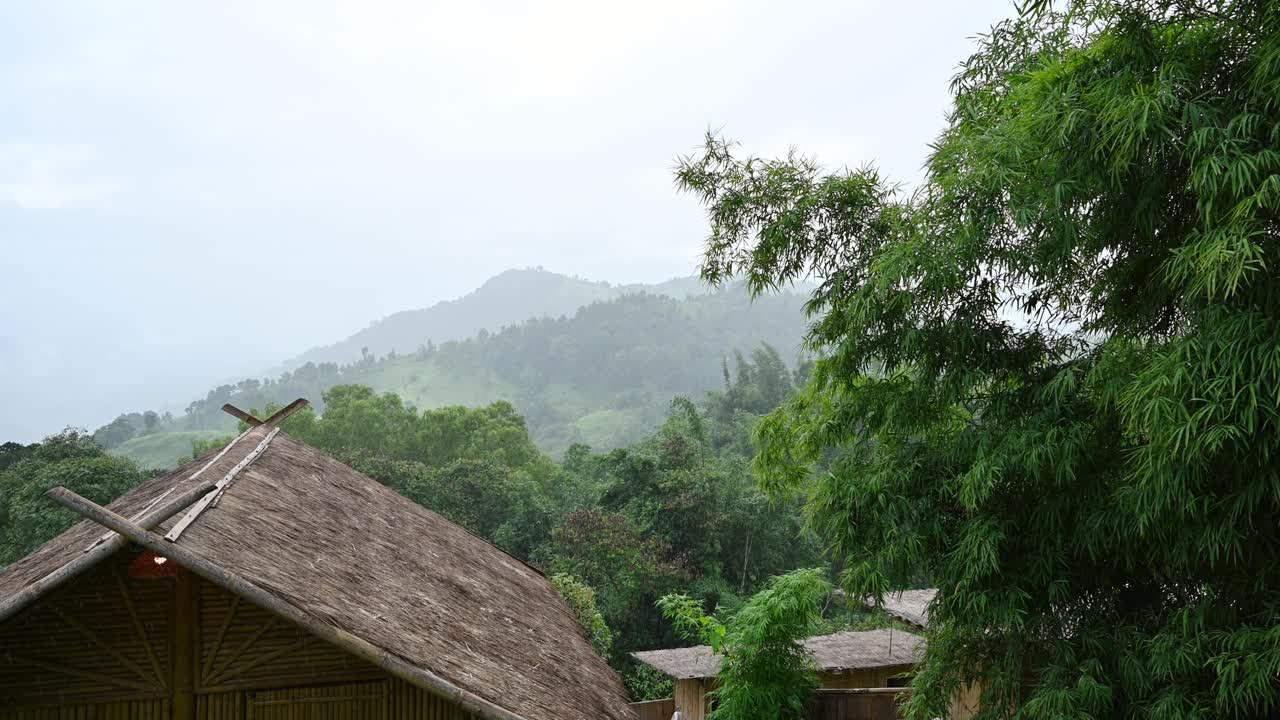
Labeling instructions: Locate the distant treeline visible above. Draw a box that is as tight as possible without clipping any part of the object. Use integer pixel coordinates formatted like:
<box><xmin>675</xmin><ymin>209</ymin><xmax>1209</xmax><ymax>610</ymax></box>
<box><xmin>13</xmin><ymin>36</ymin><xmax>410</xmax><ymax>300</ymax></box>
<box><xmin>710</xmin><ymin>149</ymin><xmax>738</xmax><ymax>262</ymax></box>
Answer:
<box><xmin>96</xmin><ymin>288</ymin><xmax>810</xmax><ymax>460</ymax></box>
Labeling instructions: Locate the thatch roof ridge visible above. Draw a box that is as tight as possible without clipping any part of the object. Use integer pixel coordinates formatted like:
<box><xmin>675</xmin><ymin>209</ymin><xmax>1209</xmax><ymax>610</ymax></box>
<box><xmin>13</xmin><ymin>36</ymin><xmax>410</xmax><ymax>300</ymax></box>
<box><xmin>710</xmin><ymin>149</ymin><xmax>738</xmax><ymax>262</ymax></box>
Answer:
<box><xmin>0</xmin><ymin>426</ymin><xmax>632</xmax><ymax>720</ymax></box>
<box><xmin>632</xmin><ymin>628</ymin><xmax>925</xmax><ymax>680</ymax></box>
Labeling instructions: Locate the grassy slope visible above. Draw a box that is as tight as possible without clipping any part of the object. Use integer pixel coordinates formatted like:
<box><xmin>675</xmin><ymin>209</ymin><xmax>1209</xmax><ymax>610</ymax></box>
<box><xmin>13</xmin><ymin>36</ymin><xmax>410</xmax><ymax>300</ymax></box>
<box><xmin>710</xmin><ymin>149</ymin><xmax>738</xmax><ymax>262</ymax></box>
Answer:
<box><xmin>115</xmin><ymin>285</ymin><xmax>809</xmax><ymax>469</ymax></box>
<box><xmin>341</xmin><ymin>360</ymin><xmax>664</xmax><ymax>452</ymax></box>
<box><xmin>110</xmin><ymin>430</ymin><xmax>229</xmax><ymax>470</ymax></box>
<box><xmin>362</xmin><ymin>359</ymin><xmax>518</xmax><ymax>410</ymax></box>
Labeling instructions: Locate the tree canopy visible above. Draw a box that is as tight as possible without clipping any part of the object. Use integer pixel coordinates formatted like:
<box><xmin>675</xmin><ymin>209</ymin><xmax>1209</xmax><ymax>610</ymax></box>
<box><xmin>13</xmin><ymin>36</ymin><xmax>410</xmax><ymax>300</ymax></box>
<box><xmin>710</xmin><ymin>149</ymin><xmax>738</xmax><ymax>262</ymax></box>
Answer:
<box><xmin>182</xmin><ymin>351</ymin><xmax>822</xmax><ymax>689</ymax></box>
<box><xmin>678</xmin><ymin>0</ymin><xmax>1280</xmax><ymax>717</ymax></box>
<box><xmin>0</xmin><ymin>430</ymin><xmax>150</xmax><ymax>565</ymax></box>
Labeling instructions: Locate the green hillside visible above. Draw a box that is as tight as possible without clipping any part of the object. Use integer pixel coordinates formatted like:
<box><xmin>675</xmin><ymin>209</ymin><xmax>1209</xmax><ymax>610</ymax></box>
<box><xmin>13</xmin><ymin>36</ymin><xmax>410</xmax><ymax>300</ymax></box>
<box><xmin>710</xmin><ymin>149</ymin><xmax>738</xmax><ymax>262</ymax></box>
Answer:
<box><xmin>284</xmin><ymin>268</ymin><xmax>708</xmax><ymax>368</ymax></box>
<box><xmin>112</xmin><ymin>286</ymin><xmax>809</xmax><ymax>468</ymax></box>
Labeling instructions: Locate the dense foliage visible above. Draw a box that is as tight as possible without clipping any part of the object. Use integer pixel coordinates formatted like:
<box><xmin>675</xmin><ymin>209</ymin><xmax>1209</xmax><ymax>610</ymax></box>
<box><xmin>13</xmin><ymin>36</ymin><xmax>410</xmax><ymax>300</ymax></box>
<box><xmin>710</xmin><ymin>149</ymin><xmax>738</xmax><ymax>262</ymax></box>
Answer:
<box><xmin>659</xmin><ymin>568</ymin><xmax>831</xmax><ymax>720</ymax></box>
<box><xmin>678</xmin><ymin>0</ymin><xmax>1280</xmax><ymax>717</ymax></box>
<box><xmin>547</xmin><ymin>360</ymin><xmax>822</xmax><ymax>668</ymax></box>
<box><xmin>551</xmin><ymin>572</ymin><xmax>615</xmax><ymax>657</ymax></box>
<box><xmin>91</xmin><ymin>410</ymin><xmax>167</xmax><ymax>449</ymax></box>
<box><xmin>0</xmin><ymin>431</ymin><xmax>150</xmax><ymax>565</ymax></box>
<box><xmin>171</xmin><ymin>343</ymin><xmax>819</xmax><ymax>689</ymax></box>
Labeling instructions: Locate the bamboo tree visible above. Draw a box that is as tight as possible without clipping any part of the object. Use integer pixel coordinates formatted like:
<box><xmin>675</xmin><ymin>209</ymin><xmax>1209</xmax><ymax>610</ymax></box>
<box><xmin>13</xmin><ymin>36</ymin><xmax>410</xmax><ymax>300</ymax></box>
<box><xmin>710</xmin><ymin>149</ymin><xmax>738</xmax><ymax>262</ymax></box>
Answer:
<box><xmin>677</xmin><ymin>0</ymin><xmax>1280</xmax><ymax>717</ymax></box>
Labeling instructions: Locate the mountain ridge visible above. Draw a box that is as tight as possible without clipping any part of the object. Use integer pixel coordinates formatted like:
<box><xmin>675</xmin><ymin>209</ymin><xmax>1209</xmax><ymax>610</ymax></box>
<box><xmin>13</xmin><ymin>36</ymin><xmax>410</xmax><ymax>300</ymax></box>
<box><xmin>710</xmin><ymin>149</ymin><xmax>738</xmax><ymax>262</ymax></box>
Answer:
<box><xmin>102</xmin><ymin>269</ymin><xmax>812</xmax><ymax>469</ymax></box>
<box><xmin>283</xmin><ymin>268</ymin><xmax>711</xmax><ymax>369</ymax></box>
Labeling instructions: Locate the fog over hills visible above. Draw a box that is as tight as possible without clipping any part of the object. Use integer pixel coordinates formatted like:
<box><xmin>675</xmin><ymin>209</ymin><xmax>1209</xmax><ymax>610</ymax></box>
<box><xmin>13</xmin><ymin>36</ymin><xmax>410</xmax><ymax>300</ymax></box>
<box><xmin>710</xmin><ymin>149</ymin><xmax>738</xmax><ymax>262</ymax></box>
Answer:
<box><xmin>90</xmin><ymin>268</ymin><xmax>811</xmax><ymax>469</ymax></box>
<box><xmin>285</xmin><ymin>268</ymin><xmax>709</xmax><ymax>368</ymax></box>
<box><xmin>2</xmin><ymin>1</ymin><xmax>1011</xmax><ymax>445</ymax></box>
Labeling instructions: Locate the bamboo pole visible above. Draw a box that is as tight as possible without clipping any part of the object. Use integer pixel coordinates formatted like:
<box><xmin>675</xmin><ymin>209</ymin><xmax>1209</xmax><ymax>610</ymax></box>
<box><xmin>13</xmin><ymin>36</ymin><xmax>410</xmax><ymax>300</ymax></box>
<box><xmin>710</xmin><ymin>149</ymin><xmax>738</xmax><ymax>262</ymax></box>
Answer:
<box><xmin>0</xmin><ymin>481</ymin><xmax>217</xmax><ymax>625</ymax></box>
<box><xmin>174</xmin><ymin>570</ymin><xmax>197</xmax><ymax>720</ymax></box>
<box><xmin>44</xmin><ymin>486</ymin><xmax>530</xmax><ymax>720</ymax></box>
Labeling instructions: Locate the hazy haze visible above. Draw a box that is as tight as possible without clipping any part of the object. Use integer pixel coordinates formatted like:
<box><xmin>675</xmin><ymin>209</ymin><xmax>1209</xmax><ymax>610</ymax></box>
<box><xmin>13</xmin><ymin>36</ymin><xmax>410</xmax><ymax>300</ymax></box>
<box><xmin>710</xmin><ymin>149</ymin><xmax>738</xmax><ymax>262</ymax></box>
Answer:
<box><xmin>1</xmin><ymin>0</ymin><xmax>1015</xmax><ymax>441</ymax></box>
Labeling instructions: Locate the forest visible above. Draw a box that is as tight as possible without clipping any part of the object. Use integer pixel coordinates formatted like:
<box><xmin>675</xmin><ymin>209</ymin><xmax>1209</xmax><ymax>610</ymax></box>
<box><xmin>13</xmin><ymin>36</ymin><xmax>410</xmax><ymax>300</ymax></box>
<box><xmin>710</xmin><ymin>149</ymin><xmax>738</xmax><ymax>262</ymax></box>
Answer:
<box><xmin>0</xmin><ymin>342</ymin><xmax>877</xmax><ymax>698</ymax></box>
<box><xmin>93</xmin><ymin>281</ymin><xmax>809</xmax><ymax>469</ymax></box>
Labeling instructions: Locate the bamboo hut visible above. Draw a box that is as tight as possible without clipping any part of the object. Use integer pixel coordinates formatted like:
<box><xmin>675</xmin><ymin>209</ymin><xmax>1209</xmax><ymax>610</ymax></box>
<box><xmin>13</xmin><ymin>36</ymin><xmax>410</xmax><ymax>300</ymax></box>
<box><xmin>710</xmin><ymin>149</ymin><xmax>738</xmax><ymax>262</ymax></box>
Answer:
<box><xmin>632</xmin><ymin>629</ymin><xmax>924</xmax><ymax>720</ymax></box>
<box><xmin>861</xmin><ymin>589</ymin><xmax>936</xmax><ymax>631</ymax></box>
<box><xmin>857</xmin><ymin>589</ymin><xmax>993</xmax><ymax>720</ymax></box>
<box><xmin>0</xmin><ymin>413</ymin><xmax>632</xmax><ymax>720</ymax></box>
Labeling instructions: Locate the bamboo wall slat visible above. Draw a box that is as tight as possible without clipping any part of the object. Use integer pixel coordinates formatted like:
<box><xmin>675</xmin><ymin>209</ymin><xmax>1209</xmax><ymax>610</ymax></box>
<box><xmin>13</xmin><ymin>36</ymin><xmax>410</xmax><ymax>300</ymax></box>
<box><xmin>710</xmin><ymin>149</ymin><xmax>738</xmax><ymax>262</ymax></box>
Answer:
<box><xmin>0</xmin><ymin>699</ymin><xmax>170</xmax><ymax>720</ymax></box>
<box><xmin>247</xmin><ymin>682</ymin><xmax>385</xmax><ymax>720</ymax></box>
<box><xmin>672</xmin><ymin>678</ymin><xmax>706</xmax><ymax>720</ymax></box>
<box><xmin>386</xmin><ymin>679</ymin><xmax>471</xmax><ymax>720</ymax></box>
<box><xmin>629</xmin><ymin>697</ymin><xmax>675</xmax><ymax>720</ymax></box>
<box><xmin>197</xmin><ymin>581</ymin><xmax>381</xmax><ymax>692</ymax></box>
<box><xmin>196</xmin><ymin>692</ymin><xmax>242</xmax><ymax>720</ymax></box>
<box><xmin>0</xmin><ymin>555</ymin><xmax>171</xmax><ymax>706</ymax></box>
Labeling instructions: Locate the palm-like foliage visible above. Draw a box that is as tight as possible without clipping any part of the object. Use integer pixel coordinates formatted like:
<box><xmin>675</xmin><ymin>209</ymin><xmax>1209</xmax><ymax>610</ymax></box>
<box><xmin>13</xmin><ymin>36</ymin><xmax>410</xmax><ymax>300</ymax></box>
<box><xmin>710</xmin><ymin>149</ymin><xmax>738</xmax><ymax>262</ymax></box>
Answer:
<box><xmin>660</xmin><ymin>568</ymin><xmax>831</xmax><ymax>720</ymax></box>
<box><xmin>677</xmin><ymin>1</ymin><xmax>1280</xmax><ymax>717</ymax></box>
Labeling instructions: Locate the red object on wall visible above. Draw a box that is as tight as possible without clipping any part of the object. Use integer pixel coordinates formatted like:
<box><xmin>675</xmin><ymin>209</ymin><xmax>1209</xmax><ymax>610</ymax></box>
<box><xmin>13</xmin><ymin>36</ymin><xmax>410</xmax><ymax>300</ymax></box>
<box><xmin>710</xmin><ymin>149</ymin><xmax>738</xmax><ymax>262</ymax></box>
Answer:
<box><xmin>128</xmin><ymin>550</ymin><xmax>182</xmax><ymax>579</ymax></box>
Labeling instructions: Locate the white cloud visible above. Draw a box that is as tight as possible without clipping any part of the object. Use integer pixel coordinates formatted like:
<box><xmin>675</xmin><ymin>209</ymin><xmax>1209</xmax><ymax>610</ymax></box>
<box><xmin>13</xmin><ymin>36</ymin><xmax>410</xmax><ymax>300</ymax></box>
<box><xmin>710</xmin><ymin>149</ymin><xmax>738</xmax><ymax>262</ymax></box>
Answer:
<box><xmin>0</xmin><ymin>0</ymin><xmax>1021</xmax><ymax>440</ymax></box>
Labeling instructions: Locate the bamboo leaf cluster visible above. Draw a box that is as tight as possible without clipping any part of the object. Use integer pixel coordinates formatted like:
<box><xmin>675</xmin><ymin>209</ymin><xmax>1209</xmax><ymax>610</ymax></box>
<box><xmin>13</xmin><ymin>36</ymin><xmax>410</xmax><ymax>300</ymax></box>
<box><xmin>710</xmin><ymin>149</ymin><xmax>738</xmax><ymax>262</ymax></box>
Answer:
<box><xmin>659</xmin><ymin>568</ymin><xmax>832</xmax><ymax>720</ymax></box>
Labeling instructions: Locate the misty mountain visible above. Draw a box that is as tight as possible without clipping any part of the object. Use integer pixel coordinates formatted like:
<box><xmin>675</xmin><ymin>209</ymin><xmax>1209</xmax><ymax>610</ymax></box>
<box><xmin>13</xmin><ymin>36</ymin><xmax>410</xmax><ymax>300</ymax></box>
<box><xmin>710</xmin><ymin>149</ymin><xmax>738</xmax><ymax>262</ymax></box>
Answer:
<box><xmin>106</xmin><ymin>277</ymin><xmax>810</xmax><ymax>468</ymax></box>
<box><xmin>284</xmin><ymin>268</ymin><xmax>709</xmax><ymax>368</ymax></box>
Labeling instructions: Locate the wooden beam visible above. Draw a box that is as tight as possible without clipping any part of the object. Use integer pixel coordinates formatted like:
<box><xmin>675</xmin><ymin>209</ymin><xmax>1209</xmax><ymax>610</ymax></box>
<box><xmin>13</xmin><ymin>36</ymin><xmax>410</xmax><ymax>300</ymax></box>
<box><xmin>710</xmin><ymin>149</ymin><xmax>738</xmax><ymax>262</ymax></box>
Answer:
<box><xmin>44</xmin><ymin>486</ymin><xmax>531</xmax><ymax>720</ymax></box>
<box><xmin>115</xmin><ymin>569</ymin><xmax>166</xmax><ymax>688</ymax></box>
<box><xmin>9</xmin><ymin>653</ymin><xmax>158</xmax><ymax>693</ymax></box>
<box><xmin>200</xmin><ymin>594</ymin><xmax>240</xmax><ymax>682</ymax></box>
<box><xmin>221</xmin><ymin>404</ymin><xmax>261</xmax><ymax>426</ymax></box>
<box><xmin>261</xmin><ymin>398</ymin><xmax>309</xmax><ymax>426</ymax></box>
<box><xmin>0</xmin><ymin>481</ymin><xmax>216</xmax><ymax>625</ymax></box>
<box><xmin>173</xmin><ymin>570</ymin><xmax>197</xmax><ymax>720</ymax></box>
<box><xmin>85</xmin><ymin>487</ymin><xmax>174</xmax><ymax>551</ymax></box>
<box><xmin>221</xmin><ymin>398</ymin><xmax>309</xmax><ymax>428</ymax></box>
<box><xmin>51</xmin><ymin>604</ymin><xmax>158</xmax><ymax>689</ymax></box>
<box><xmin>207</xmin><ymin>614</ymin><xmax>281</xmax><ymax>684</ymax></box>
<box><xmin>210</xmin><ymin>634</ymin><xmax>315</xmax><ymax>687</ymax></box>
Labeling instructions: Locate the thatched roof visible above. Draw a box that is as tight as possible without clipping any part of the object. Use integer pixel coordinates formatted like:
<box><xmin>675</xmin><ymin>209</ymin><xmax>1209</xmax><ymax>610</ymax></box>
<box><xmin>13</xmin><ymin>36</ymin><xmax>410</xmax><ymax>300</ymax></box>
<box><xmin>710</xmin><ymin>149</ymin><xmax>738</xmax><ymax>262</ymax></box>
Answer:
<box><xmin>631</xmin><ymin>629</ymin><xmax>925</xmax><ymax>680</ymax></box>
<box><xmin>865</xmin><ymin>589</ymin><xmax>936</xmax><ymax>629</ymax></box>
<box><xmin>0</xmin><ymin>425</ymin><xmax>632</xmax><ymax>720</ymax></box>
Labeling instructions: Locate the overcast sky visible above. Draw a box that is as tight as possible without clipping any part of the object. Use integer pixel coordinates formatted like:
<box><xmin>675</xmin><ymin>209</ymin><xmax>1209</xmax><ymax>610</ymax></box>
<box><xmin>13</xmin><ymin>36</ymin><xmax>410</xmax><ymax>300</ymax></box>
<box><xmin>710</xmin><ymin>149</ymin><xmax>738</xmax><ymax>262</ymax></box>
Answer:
<box><xmin>1</xmin><ymin>0</ymin><xmax>1015</xmax><ymax>442</ymax></box>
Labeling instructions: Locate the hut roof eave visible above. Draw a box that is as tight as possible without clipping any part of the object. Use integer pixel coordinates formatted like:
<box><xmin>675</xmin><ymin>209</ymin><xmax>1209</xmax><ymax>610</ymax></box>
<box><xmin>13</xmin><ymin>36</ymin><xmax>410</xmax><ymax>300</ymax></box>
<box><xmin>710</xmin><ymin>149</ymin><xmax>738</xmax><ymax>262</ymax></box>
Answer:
<box><xmin>632</xmin><ymin>628</ymin><xmax>926</xmax><ymax>681</ymax></box>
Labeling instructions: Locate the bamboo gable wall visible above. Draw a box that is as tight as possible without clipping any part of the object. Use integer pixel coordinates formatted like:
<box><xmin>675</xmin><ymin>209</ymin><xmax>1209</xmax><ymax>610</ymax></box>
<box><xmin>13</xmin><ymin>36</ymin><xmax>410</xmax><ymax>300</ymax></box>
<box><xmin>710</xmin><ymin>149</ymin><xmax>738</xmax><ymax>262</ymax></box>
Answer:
<box><xmin>0</xmin><ymin>553</ymin><xmax>471</xmax><ymax>720</ymax></box>
<box><xmin>817</xmin><ymin>666</ymin><xmax>912</xmax><ymax>689</ymax></box>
